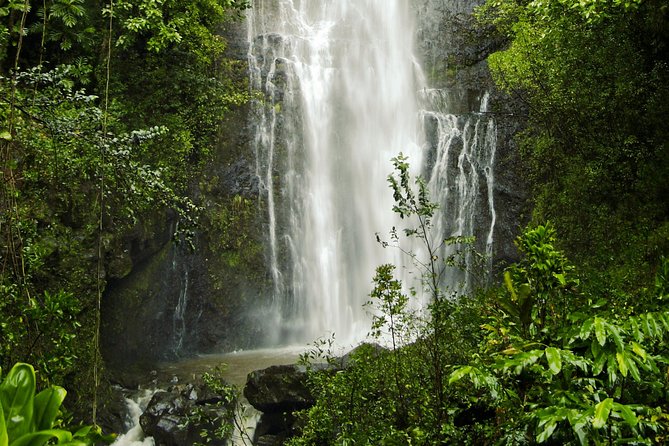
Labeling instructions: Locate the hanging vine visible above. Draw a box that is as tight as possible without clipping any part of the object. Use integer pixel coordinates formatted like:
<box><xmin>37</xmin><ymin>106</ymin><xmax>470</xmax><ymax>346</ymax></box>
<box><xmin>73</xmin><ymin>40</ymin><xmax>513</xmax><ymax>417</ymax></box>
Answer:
<box><xmin>91</xmin><ymin>0</ymin><xmax>114</xmax><ymax>425</ymax></box>
<box><xmin>1</xmin><ymin>0</ymin><xmax>31</xmax><ymax>300</ymax></box>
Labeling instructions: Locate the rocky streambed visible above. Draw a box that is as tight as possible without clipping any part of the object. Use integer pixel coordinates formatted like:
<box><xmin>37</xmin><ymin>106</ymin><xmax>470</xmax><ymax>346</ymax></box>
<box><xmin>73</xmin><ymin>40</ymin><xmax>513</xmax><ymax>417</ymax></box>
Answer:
<box><xmin>105</xmin><ymin>346</ymin><xmax>358</xmax><ymax>446</ymax></box>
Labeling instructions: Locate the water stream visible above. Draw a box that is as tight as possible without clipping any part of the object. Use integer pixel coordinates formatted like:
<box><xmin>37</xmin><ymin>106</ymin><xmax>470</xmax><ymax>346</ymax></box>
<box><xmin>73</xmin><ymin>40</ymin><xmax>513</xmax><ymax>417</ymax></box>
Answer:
<box><xmin>112</xmin><ymin>389</ymin><xmax>157</xmax><ymax>446</ymax></box>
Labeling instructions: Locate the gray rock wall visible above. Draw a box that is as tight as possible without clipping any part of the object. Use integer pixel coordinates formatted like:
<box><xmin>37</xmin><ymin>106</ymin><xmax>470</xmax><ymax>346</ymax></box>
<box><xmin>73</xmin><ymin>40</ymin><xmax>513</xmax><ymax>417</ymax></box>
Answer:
<box><xmin>101</xmin><ymin>19</ymin><xmax>272</xmax><ymax>367</ymax></box>
<box><xmin>415</xmin><ymin>0</ymin><xmax>528</xmax><ymax>272</ymax></box>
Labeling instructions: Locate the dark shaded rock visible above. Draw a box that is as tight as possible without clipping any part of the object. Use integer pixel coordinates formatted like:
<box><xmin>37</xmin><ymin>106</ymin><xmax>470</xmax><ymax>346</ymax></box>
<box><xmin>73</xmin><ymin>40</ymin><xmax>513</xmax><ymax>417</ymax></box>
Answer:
<box><xmin>255</xmin><ymin>434</ymin><xmax>285</xmax><ymax>446</ymax></box>
<box><xmin>139</xmin><ymin>383</ymin><xmax>235</xmax><ymax>446</ymax></box>
<box><xmin>105</xmin><ymin>212</ymin><xmax>175</xmax><ymax>280</ymax></box>
<box><xmin>244</xmin><ymin>365</ymin><xmax>313</xmax><ymax>413</ymax></box>
<box><xmin>220</xmin><ymin>158</ymin><xmax>261</xmax><ymax>198</ymax></box>
<box><xmin>251</xmin><ymin>411</ymin><xmax>298</xmax><ymax>445</ymax></box>
<box><xmin>101</xmin><ymin>16</ymin><xmax>272</xmax><ymax>369</ymax></box>
<box><xmin>454</xmin><ymin>403</ymin><xmax>497</xmax><ymax>427</ymax></box>
<box><xmin>140</xmin><ymin>389</ymin><xmax>190</xmax><ymax>446</ymax></box>
<box><xmin>101</xmin><ymin>242</ymin><xmax>193</xmax><ymax>365</ymax></box>
<box><xmin>96</xmin><ymin>387</ymin><xmax>128</xmax><ymax>436</ymax></box>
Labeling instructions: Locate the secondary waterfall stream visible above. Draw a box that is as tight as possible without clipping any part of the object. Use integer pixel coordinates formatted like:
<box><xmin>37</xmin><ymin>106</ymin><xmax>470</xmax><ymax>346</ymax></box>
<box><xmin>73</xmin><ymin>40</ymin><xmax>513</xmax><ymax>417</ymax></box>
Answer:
<box><xmin>248</xmin><ymin>0</ymin><xmax>497</xmax><ymax>346</ymax></box>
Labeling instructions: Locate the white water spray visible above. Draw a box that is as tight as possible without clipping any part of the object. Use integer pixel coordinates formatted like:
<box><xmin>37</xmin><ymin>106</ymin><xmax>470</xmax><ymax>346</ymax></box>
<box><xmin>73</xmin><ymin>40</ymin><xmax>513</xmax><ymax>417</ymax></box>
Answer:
<box><xmin>171</xmin><ymin>250</ymin><xmax>189</xmax><ymax>355</ymax></box>
<box><xmin>422</xmin><ymin>91</ymin><xmax>497</xmax><ymax>293</ymax></box>
<box><xmin>111</xmin><ymin>390</ymin><xmax>157</xmax><ymax>446</ymax></box>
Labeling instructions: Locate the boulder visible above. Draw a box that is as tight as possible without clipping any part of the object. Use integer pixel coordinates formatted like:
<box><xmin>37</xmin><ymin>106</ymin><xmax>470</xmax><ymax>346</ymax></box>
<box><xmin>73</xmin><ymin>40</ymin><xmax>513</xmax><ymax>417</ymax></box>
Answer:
<box><xmin>96</xmin><ymin>387</ymin><xmax>129</xmax><ymax>436</ymax></box>
<box><xmin>243</xmin><ymin>364</ymin><xmax>314</xmax><ymax>413</ymax></box>
<box><xmin>252</xmin><ymin>412</ymin><xmax>296</xmax><ymax>445</ymax></box>
<box><xmin>139</xmin><ymin>383</ymin><xmax>235</xmax><ymax>446</ymax></box>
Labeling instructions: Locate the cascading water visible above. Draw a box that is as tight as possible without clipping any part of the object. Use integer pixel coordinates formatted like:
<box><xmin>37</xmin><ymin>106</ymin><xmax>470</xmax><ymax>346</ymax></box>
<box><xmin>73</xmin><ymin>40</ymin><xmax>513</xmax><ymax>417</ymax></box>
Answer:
<box><xmin>172</xmin><ymin>268</ymin><xmax>188</xmax><ymax>353</ymax></box>
<box><xmin>169</xmin><ymin>241</ymin><xmax>190</xmax><ymax>356</ymax></box>
<box><xmin>422</xmin><ymin>90</ymin><xmax>497</xmax><ymax>293</ymax></box>
<box><xmin>248</xmin><ymin>0</ymin><xmax>497</xmax><ymax>345</ymax></box>
<box><xmin>111</xmin><ymin>389</ymin><xmax>157</xmax><ymax>446</ymax></box>
<box><xmin>248</xmin><ymin>0</ymin><xmax>424</xmax><ymax>344</ymax></box>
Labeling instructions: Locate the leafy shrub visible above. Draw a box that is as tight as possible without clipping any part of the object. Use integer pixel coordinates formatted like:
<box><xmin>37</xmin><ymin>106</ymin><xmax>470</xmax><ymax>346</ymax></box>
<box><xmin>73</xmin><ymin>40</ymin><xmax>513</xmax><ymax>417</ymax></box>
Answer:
<box><xmin>451</xmin><ymin>225</ymin><xmax>669</xmax><ymax>444</ymax></box>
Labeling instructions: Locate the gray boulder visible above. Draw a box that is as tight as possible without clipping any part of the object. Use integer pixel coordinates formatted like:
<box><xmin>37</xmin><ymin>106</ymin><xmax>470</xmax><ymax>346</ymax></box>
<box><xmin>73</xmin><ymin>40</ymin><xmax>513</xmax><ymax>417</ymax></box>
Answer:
<box><xmin>140</xmin><ymin>383</ymin><xmax>235</xmax><ymax>446</ymax></box>
<box><xmin>243</xmin><ymin>364</ymin><xmax>315</xmax><ymax>413</ymax></box>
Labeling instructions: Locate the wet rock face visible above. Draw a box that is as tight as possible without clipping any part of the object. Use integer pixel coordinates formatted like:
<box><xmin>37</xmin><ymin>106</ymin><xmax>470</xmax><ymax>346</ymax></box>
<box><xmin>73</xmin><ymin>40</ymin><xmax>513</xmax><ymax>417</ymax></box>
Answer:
<box><xmin>139</xmin><ymin>383</ymin><xmax>235</xmax><ymax>446</ymax></box>
<box><xmin>414</xmin><ymin>0</ymin><xmax>528</xmax><ymax>270</ymax></box>
<box><xmin>101</xmin><ymin>20</ymin><xmax>272</xmax><ymax>367</ymax></box>
<box><xmin>96</xmin><ymin>388</ymin><xmax>128</xmax><ymax>436</ymax></box>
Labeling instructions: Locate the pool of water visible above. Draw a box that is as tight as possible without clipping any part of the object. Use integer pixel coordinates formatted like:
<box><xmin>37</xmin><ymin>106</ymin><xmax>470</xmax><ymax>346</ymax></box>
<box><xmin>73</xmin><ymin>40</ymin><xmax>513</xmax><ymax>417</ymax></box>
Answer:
<box><xmin>154</xmin><ymin>345</ymin><xmax>308</xmax><ymax>388</ymax></box>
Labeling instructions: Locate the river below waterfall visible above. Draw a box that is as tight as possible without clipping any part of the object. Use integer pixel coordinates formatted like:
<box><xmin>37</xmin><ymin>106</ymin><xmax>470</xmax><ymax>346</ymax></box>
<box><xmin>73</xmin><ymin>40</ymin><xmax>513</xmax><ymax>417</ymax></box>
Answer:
<box><xmin>112</xmin><ymin>347</ymin><xmax>311</xmax><ymax>446</ymax></box>
<box><xmin>155</xmin><ymin>346</ymin><xmax>305</xmax><ymax>387</ymax></box>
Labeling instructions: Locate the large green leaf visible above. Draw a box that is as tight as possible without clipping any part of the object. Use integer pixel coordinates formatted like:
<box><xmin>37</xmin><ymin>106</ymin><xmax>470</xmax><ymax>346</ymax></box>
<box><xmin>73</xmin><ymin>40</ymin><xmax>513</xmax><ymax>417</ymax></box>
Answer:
<box><xmin>545</xmin><ymin>347</ymin><xmax>562</xmax><ymax>375</ymax></box>
<box><xmin>630</xmin><ymin>342</ymin><xmax>647</xmax><ymax>361</ymax></box>
<box><xmin>612</xmin><ymin>402</ymin><xmax>638</xmax><ymax>428</ymax></box>
<box><xmin>579</xmin><ymin>318</ymin><xmax>594</xmax><ymax>340</ymax></box>
<box><xmin>616</xmin><ymin>352</ymin><xmax>628</xmax><ymax>378</ymax></box>
<box><xmin>592</xmin><ymin>350</ymin><xmax>607</xmax><ymax>376</ymax></box>
<box><xmin>594</xmin><ymin>317</ymin><xmax>606</xmax><ymax>347</ymax></box>
<box><xmin>0</xmin><ymin>364</ymin><xmax>35</xmax><ymax>440</ymax></box>
<box><xmin>448</xmin><ymin>366</ymin><xmax>472</xmax><ymax>384</ymax></box>
<box><xmin>592</xmin><ymin>398</ymin><xmax>613</xmax><ymax>429</ymax></box>
<box><xmin>536</xmin><ymin>418</ymin><xmax>557</xmax><ymax>443</ymax></box>
<box><xmin>10</xmin><ymin>429</ymin><xmax>73</xmax><ymax>446</ymax></box>
<box><xmin>33</xmin><ymin>387</ymin><xmax>66</xmax><ymax>431</ymax></box>
<box><xmin>626</xmin><ymin>354</ymin><xmax>641</xmax><ymax>382</ymax></box>
<box><xmin>567</xmin><ymin>409</ymin><xmax>589</xmax><ymax>446</ymax></box>
<box><xmin>0</xmin><ymin>401</ymin><xmax>8</xmax><ymax>446</ymax></box>
<box><xmin>605</xmin><ymin>322</ymin><xmax>624</xmax><ymax>352</ymax></box>
<box><xmin>606</xmin><ymin>355</ymin><xmax>618</xmax><ymax>386</ymax></box>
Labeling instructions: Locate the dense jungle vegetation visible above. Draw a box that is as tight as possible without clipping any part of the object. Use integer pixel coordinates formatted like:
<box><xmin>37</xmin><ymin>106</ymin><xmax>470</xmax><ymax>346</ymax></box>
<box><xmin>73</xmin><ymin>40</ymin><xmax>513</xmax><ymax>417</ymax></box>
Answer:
<box><xmin>0</xmin><ymin>0</ymin><xmax>250</xmax><ymax>425</ymax></box>
<box><xmin>1</xmin><ymin>0</ymin><xmax>668</xmax><ymax>444</ymax></box>
<box><xmin>289</xmin><ymin>0</ymin><xmax>669</xmax><ymax>444</ymax></box>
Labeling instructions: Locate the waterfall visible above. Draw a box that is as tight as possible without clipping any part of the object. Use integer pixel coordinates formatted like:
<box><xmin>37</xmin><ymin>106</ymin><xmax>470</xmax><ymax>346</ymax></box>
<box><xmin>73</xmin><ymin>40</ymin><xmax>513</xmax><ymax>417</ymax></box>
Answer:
<box><xmin>248</xmin><ymin>0</ymin><xmax>497</xmax><ymax>345</ymax></box>
<box><xmin>421</xmin><ymin>90</ymin><xmax>497</xmax><ymax>294</ymax></box>
<box><xmin>170</xmin><ymin>246</ymin><xmax>189</xmax><ymax>355</ymax></box>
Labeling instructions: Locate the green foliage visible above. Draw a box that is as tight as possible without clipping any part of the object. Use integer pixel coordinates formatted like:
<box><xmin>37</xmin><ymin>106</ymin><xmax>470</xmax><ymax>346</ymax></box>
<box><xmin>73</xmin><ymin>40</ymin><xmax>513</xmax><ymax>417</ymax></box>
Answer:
<box><xmin>291</xmin><ymin>341</ymin><xmax>437</xmax><ymax>445</ymax></box>
<box><xmin>0</xmin><ymin>62</ymin><xmax>201</xmax><ymax>394</ymax></box>
<box><xmin>0</xmin><ymin>363</ymin><xmax>112</xmax><ymax>445</ymax></box>
<box><xmin>479</xmin><ymin>0</ymin><xmax>669</xmax><ymax>287</ymax></box>
<box><xmin>113</xmin><ymin>0</ymin><xmax>249</xmax><ymax>60</ymax></box>
<box><xmin>0</xmin><ymin>0</ymin><xmax>250</xmax><ymax>418</ymax></box>
<box><xmin>447</xmin><ymin>225</ymin><xmax>669</xmax><ymax>444</ymax></box>
<box><xmin>500</xmin><ymin>223</ymin><xmax>579</xmax><ymax>337</ymax></box>
<box><xmin>0</xmin><ymin>289</ymin><xmax>81</xmax><ymax>387</ymax></box>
